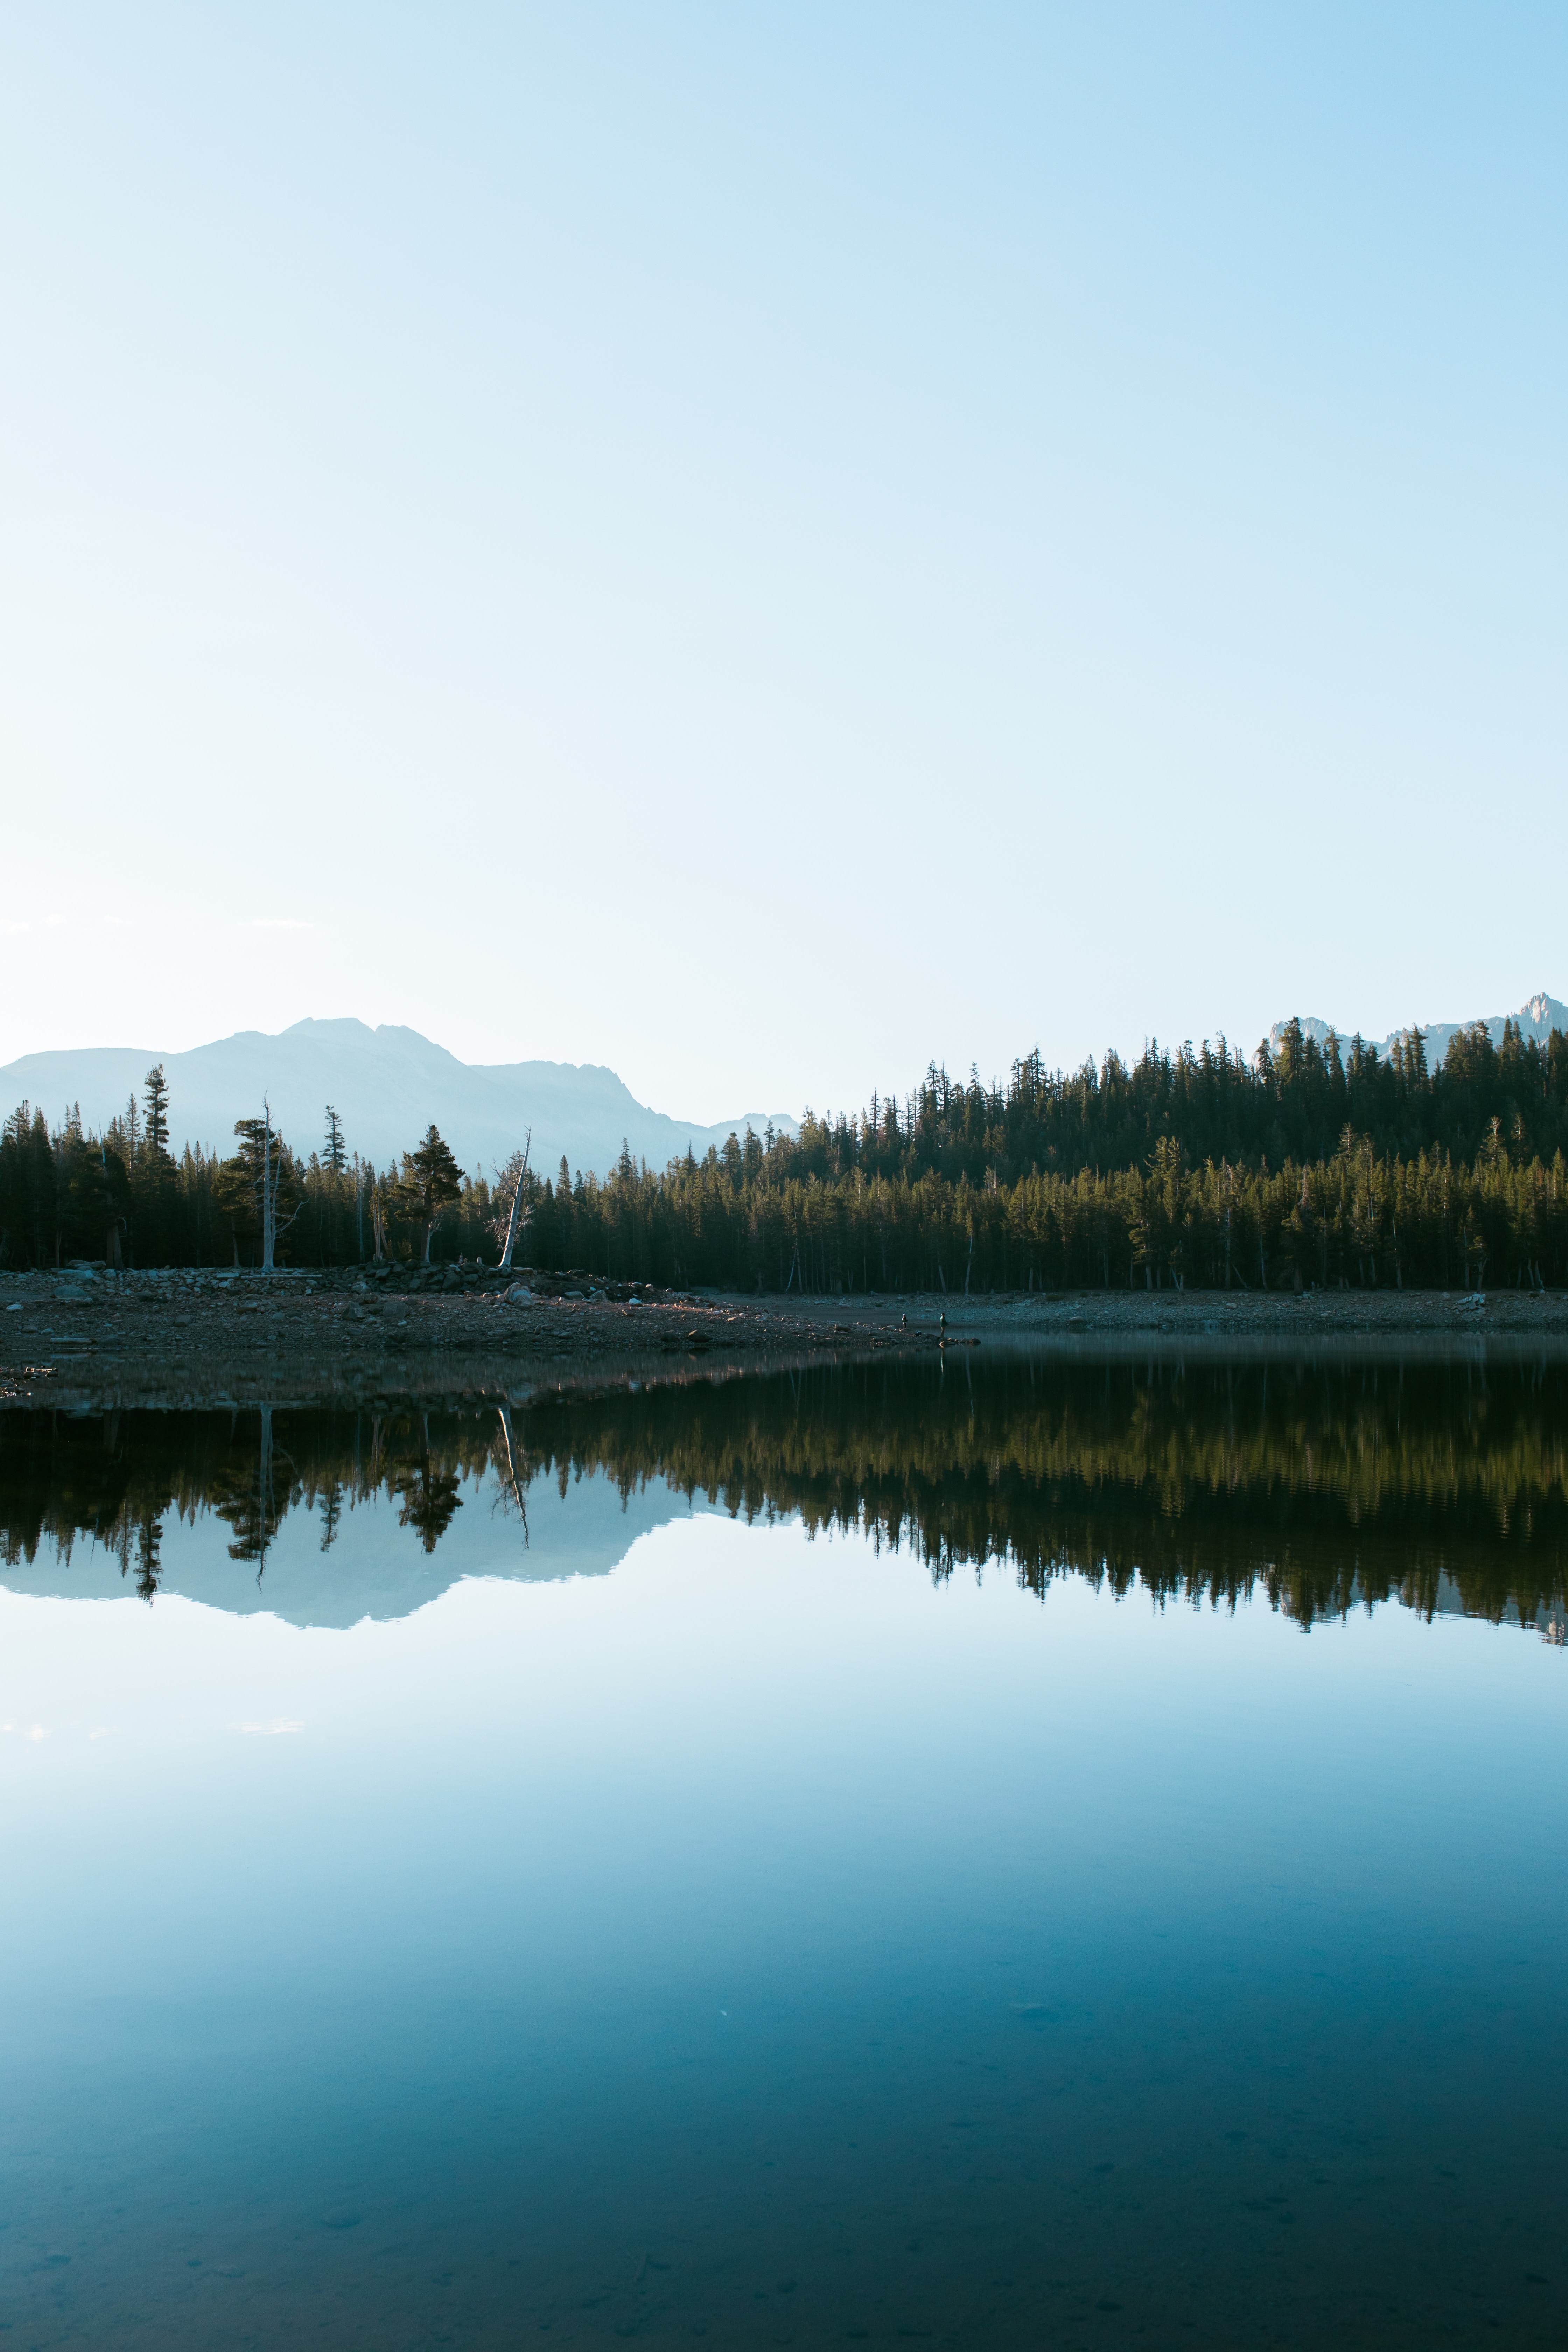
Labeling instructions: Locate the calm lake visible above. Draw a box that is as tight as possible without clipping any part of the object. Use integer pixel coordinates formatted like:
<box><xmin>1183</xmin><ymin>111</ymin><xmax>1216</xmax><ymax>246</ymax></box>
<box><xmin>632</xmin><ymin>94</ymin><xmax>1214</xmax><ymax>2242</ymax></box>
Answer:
<box><xmin>2</xmin><ymin>1352</ymin><xmax>1565</xmax><ymax>2348</ymax></box>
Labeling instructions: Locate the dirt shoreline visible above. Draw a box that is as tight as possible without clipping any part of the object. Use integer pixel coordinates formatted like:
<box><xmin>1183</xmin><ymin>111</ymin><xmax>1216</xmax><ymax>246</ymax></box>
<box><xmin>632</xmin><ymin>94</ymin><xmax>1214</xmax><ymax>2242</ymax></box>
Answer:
<box><xmin>5</xmin><ymin>1260</ymin><xmax>1568</xmax><ymax>1408</ymax></box>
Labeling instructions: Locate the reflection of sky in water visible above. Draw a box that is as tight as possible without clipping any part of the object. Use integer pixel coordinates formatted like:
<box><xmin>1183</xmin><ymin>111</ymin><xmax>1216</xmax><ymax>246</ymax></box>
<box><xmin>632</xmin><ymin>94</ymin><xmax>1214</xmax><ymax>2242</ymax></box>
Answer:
<box><xmin>2</xmin><ymin>1471</ymin><xmax>1565</xmax><ymax>2348</ymax></box>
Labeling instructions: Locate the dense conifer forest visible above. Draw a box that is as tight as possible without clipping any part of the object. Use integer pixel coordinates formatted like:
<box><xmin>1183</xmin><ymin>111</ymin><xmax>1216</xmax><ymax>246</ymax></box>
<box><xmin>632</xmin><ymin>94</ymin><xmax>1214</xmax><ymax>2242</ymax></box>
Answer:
<box><xmin>6</xmin><ymin>1016</ymin><xmax>1568</xmax><ymax>1290</ymax></box>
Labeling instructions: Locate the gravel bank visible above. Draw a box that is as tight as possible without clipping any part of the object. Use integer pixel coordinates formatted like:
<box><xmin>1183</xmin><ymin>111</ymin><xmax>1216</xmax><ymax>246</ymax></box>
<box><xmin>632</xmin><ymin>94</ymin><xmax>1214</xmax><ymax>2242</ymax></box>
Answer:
<box><xmin>3</xmin><ymin>1262</ymin><xmax>1564</xmax><ymax>1406</ymax></box>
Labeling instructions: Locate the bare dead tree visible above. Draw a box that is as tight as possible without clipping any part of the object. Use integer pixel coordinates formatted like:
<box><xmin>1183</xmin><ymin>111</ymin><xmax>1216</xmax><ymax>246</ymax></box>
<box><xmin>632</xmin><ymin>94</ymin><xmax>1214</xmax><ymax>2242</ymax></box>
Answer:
<box><xmin>494</xmin><ymin>1130</ymin><xmax>533</xmax><ymax>1270</ymax></box>
<box><xmin>258</xmin><ymin>1096</ymin><xmax>303</xmax><ymax>1273</ymax></box>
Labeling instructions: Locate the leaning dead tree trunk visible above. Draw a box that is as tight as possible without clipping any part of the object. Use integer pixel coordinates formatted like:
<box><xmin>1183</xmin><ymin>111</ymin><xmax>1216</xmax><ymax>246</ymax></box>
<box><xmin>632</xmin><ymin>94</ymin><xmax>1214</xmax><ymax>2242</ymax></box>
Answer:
<box><xmin>498</xmin><ymin>1130</ymin><xmax>532</xmax><ymax>1270</ymax></box>
<box><xmin>260</xmin><ymin>1099</ymin><xmax>280</xmax><ymax>1273</ymax></box>
<box><xmin>258</xmin><ymin>1097</ymin><xmax>302</xmax><ymax>1273</ymax></box>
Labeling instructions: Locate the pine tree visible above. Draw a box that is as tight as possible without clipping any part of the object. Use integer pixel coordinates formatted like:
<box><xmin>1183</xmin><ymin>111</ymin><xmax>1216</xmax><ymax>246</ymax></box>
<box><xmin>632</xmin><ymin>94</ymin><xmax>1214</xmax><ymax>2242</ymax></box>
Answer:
<box><xmin>143</xmin><ymin>1065</ymin><xmax>171</xmax><ymax>1162</ymax></box>
<box><xmin>399</xmin><ymin>1126</ymin><xmax>464</xmax><ymax>1264</ymax></box>
<box><xmin>324</xmin><ymin>1106</ymin><xmax>346</xmax><ymax>1175</ymax></box>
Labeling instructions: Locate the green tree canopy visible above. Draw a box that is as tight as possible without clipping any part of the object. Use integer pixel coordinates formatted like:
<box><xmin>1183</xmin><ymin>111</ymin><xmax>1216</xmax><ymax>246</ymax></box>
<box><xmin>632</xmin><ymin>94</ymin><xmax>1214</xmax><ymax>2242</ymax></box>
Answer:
<box><xmin>399</xmin><ymin>1125</ymin><xmax>464</xmax><ymax>1264</ymax></box>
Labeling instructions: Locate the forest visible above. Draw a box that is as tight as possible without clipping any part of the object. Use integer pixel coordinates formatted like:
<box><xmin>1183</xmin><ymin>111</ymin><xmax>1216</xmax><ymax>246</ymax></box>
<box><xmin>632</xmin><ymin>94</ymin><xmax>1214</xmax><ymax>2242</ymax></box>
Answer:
<box><xmin>6</xmin><ymin>1015</ymin><xmax>1568</xmax><ymax>1292</ymax></box>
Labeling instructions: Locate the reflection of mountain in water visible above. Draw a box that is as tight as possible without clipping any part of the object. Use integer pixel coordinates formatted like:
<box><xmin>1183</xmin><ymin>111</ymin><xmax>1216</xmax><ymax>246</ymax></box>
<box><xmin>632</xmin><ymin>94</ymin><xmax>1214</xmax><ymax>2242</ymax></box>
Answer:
<box><xmin>2</xmin><ymin>1357</ymin><xmax>1566</xmax><ymax>1634</ymax></box>
<box><xmin>0</xmin><ymin>1405</ymin><xmax>713</xmax><ymax>1627</ymax></box>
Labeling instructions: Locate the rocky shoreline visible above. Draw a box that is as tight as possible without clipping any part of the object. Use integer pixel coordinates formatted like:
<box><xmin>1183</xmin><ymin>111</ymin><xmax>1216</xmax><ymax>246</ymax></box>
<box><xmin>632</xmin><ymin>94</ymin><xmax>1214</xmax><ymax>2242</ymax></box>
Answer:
<box><xmin>4</xmin><ymin>1260</ymin><xmax>1567</xmax><ymax>1407</ymax></box>
<box><xmin>0</xmin><ymin>1262</ymin><xmax>945</xmax><ymax>1407</ymax></box>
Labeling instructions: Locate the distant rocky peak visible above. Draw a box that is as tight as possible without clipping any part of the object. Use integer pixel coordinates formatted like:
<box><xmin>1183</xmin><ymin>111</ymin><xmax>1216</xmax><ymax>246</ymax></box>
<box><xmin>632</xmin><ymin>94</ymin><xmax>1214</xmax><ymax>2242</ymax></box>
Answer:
<box><xmin>1269</xmin><ymin>990</ymin><xmax>1566</xmax><ymax>1068</ymax></box>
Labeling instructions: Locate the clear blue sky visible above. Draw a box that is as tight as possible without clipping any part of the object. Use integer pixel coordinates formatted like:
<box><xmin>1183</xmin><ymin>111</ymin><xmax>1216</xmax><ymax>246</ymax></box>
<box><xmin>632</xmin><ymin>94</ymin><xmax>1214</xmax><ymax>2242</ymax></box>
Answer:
<box><xmin>2</xmin><ymin>5</ymin><xmax>1563</xmax><ymax>1119</ymax></box>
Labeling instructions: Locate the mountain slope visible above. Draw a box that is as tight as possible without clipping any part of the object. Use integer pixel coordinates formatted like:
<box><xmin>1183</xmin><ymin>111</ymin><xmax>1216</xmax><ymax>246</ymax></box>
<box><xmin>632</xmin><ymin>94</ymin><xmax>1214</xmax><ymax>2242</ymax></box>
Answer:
<box><xmin>0</xmin><ymin>1018</ymin><xmax>797</xmax><ymax>1180</ymax></box>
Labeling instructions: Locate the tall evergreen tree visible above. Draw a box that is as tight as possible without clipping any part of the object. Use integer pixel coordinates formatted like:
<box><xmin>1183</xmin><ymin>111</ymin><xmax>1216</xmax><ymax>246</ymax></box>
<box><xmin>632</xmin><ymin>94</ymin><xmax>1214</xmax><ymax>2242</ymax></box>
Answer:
<box><xmin>399</xmin><ymin>1126</ymin><xmax>464</xmax><ymax>1263</ymax></box>
<box><xmin>143</xmin><ymin>1065</ymin><xmax>171</xmax><ymax>1162</ymax></box>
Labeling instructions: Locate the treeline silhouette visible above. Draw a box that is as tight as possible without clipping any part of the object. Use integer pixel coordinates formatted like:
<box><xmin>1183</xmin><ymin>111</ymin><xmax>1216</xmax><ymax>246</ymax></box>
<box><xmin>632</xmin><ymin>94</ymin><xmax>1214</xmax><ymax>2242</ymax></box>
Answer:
<box><xmin>7</xmin><ymin>1016</ymin><xmax>1568</xmax><ymax>1289</ymax></box>
<box><xmin>4</xmin><ymin>1356</ymin><xmax>1565</xmax><ymax>1633</ymax></box>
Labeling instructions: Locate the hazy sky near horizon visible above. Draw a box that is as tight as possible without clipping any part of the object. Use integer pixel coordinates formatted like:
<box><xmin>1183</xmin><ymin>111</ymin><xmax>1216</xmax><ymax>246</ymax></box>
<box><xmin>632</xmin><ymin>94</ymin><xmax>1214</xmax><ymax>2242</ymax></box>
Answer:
<box><xmin>3</xmin><ymin>5</ymin><xmax>1564</xmax><ymax>1121</ymax></box>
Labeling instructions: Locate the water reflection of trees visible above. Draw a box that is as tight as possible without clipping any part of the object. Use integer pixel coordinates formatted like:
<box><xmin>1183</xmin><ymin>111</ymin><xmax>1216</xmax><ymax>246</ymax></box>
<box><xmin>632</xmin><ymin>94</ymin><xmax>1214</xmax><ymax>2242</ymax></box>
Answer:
<box><xmin>1</xmin><ymin>1356</ymin><xmax>1566</xmax><ymax>1631</ymax></box>
<box><xmin>0</xmin><ymin>1406</ymin><xmax>497</xmax><ymax>1598</ymax></box>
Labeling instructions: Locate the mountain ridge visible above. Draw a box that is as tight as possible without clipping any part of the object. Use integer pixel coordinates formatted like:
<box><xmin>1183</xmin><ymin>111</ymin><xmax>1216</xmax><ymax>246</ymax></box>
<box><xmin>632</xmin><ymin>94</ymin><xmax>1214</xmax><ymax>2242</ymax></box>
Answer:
<box><xmin>1268</xmin><ymin>991</ymin><xmax>1567</xmax><ymax>1069</ymax></box>
<box><xmin>0</xmin><ymin>1017</ymin><xmax>797</xmax><ymax>1182</ymax></box>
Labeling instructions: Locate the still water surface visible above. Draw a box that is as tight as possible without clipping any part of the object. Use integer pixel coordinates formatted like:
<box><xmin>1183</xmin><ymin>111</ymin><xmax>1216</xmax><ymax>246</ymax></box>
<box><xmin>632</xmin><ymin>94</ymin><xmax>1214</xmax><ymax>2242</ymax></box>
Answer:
<box><xmin>2</xmin><ymin>1355</ymin><xmax>1565</xmax><ymax>2347</ymax></box>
